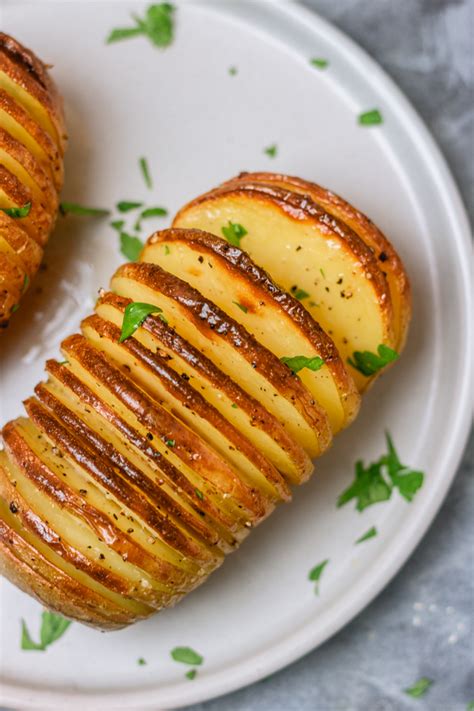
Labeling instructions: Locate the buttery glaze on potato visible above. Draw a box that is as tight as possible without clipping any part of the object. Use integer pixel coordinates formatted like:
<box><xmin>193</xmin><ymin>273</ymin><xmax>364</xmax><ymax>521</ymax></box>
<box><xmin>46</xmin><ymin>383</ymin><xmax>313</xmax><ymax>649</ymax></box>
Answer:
<box><xmin>0</xmin><ymin>175</ymin><xmax>410</xmax><ymax>629</ymax></box>
<box><xmin>0</xmin><ymin>33</ymin><xmax>66</xmax><ymax>328</ymax></box>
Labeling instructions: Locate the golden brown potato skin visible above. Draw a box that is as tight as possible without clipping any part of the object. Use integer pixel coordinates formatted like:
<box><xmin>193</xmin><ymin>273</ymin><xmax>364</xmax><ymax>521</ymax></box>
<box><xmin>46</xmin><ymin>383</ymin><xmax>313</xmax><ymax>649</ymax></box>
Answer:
<box><xmin>0</xmin><ymin>33</ymin><xmax>66</xmax><ymax>329</ymax></box>
<box><xmin>0</xmin><ymin>178</ymin><xmax>410</xmax><ymax>629</ymax></box>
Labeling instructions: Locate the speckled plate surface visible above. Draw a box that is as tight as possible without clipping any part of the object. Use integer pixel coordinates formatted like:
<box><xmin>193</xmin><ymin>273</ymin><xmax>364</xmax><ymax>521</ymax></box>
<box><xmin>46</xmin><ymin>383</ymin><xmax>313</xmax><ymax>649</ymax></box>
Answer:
<box><xmin>0</xmin><ymin>1</ymin><xmax>472</xmax><ymax>709</ymax></box>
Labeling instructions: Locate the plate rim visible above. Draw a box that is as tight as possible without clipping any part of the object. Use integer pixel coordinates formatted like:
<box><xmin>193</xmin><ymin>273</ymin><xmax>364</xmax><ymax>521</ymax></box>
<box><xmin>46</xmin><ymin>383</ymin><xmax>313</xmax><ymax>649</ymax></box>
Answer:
<box><xmin>1</xmin><ymin>0</ymin><xmax>472</xmax><ymax>708</ymax></box>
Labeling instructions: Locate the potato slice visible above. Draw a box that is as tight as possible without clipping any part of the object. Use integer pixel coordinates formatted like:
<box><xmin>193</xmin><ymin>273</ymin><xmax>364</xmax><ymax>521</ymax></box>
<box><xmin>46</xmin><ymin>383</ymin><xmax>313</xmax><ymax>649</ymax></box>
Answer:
<box><xmin>223</xmin><ymin>172</ymin><xmax>411</xmax><ymax>352</ymax></box>
<box><xmin>96</xmin><ymin>293</ymin><xmax>312</xmax><ymax>484</ymax></box>
<box><xmin>0</xmin><ymin>454</ymin><xmax>152</xmax><ymax>622</ymax></box>
<box><xmin>0</xmin><ymin>163</ymin><xmax>52</xmax><ymax>245</ymax></box>
<box><xmin>1</xmin><ymin>432</ymin><xmax>166</xmax><ymax>609</ymax></box>
<box><xmin>4</xmin><ymin>418</ymin><xmax>202</xmax><ymax>605</ymax></box>
<box><xmin>0</xmin><ymin>33</ymin><xmax>66</xmax><ymax>152</ymax></box>
<box><xmin>43</xmin><ymin>360</ymin><xmax>240</xmax><ymax>553</ymax></box>
<box><xmin>82</xmin><ymin>314</ymin><xmax>290</xmax><ymax>505</ymax></box>
<box><xmin>61</xmin><ymin>334</ymin><xmax>268</xmax><ymax>530</ymax></box>
<box><xmin>0</xmin><ymin>210</ymin><xmax>43</xmax><ymax>275</ymax></box>
<box><xmin>111</xmin><ymin>262</ymin><xmax>332</xmax><ymax>459</ymax></box>
<box><xmin>173</xmin><ymin>184</ymin><xmax>395</xmax><ymax>391</ymax></box>
<box><xmin>142</xmin><ymin>229</ymin><xmax>359</xmax><ymax>433</ymax></box>
<box><xmin>23</xmin><ymin>397</ymin><xmax>217</xmax><ymax>582</ymax></box>
<box><xmin>0</xmin><ymin>126</ymin><xmax>58</xmax><ymax>214</ymax></box>
<box><xmin>0</xmin><ymin>494</ymin><xmax>140</xmax><ymax>629</ymax></box>
<box><xmin>0</xmin><ymin>247</ymin><xmax>25</xmax><ymax>324</ymax></box>
<box><xmin>0</xmin><ymin>88</ymin><xmax>62</xmax><ymax>189</ymax></box>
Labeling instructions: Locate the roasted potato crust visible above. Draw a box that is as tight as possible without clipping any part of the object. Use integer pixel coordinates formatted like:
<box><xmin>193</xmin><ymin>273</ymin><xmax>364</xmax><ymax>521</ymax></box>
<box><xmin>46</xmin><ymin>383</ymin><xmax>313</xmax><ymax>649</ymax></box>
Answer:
<box><xmin>0</xmin><ymin>34</ymin><xmax>65</xmax><ymax>327</ymax></box>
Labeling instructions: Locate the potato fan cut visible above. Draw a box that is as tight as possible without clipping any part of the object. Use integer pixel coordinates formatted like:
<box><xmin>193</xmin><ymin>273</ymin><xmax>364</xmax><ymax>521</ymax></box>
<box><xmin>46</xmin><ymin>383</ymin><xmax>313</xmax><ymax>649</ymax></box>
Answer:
<box><xmin>0</xmin><ymin>171</ymin><xmax>410</xmax><ymax>629</ymax></box>
<box><xmin>0</xmin><ymin>33</ymin><xmax>66</xmax><ymax>328</ymax></box>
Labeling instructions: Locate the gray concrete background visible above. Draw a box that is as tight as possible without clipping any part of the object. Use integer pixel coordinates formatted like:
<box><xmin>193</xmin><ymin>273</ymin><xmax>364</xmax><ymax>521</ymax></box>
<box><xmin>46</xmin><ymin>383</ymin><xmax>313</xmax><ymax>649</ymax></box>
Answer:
<box><xmin>184</xmin><ymin>1</ymin><xmax>473</xmax><ymax>710</ymax></box>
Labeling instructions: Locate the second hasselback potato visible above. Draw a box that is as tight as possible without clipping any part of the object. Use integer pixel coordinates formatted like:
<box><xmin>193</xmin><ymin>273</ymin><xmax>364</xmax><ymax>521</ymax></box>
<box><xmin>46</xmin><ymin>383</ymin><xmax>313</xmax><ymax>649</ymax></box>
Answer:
<box><xmin>0</xmin><ymin>176</ymin><xmax>410</xmax><ymax>629</ymax></box>
<box><xmin>0</xmin><ymin>32</ymin><xmax>66</xmax><ymax>328</ymax></box>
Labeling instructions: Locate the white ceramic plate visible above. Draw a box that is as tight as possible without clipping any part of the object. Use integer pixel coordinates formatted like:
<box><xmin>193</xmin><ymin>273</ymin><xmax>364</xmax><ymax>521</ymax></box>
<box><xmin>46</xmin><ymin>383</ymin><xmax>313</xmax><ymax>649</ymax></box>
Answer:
<box><xmin>0</xmin><ymin>1</ymin><xmax>472</xmax><ymax>709</ymax></box>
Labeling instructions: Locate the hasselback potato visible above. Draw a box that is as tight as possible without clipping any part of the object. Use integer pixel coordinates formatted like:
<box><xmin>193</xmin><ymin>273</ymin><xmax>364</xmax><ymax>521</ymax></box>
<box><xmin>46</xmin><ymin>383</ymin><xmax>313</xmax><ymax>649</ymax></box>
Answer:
<box><xmin>0</xmin><ymin>33</ymin><xmax>66</xmax><ymax>328</ymax></box>
<box><xmin>0</xmin><ymin>176</ymin><xmax>410</xmax><ymax>629</ymax></box>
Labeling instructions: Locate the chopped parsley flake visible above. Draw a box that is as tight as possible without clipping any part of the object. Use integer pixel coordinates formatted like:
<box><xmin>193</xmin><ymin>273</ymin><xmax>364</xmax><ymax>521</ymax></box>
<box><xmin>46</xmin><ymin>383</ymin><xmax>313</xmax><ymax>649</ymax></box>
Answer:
<box><xmin>337</xmin><ymin>432</ymin><xmax>424</xmax><ymax>511</ymax></box>
<box><xmin>21</xmin><ymin>612</ymin><xmax>71</xmax><ymax>651</ymax></box>
<box><xmin>194</xmin><ymin>488</ymin><xmax>204</xmax><ymax>500</ymax></box>
<box><xmin>1</xmin><ymin>202</ymin><xmax>31</xmax><ymax>218</ymax></box>
<box><xmin>232</xmin><ymin>301</ymin><xmax>248</xmax><ymax>313</ymax></box>
<box><xmin>137</xmin><ymin>657</ymin><xmax>147</xmax><ymax>665</ymax></box>
<box><xmin>291</xmin><ymin>287</ymin><xmax>310</xmax><ymax>301</ymax></box>
<box><xmin>171</xmin><ymin>646</ymin><xmax>203</xmax><ymax>665</ymax></box>
<box><xmin>264</xmin><ymin>143</ymin><xmax>278</xmax><ymax>158</ymax></box>
<box><xmin>116</xmin><ymin>201</ymin><xmax>143</xmax><ymax>213</ymax></box>
<box><xmin>355</xmin><ymin>526</ymin><xmax>377</xmax><ymax>544</ymax></box>
<box><xmin>308</xmin><ymin>559</ymin><xmax>329</xmax><ymax>594</ymax></box>
<box><xmin>310</xmin><ymin>58</ymin><xmax>328</xmax><ymax>69</ymax></box>
<box><xmin>165</xmin><ymin>439</ymin><xmax>175</xmax><ymax>448</ymax></box>
<box><xmin>59</xmin><ymin>202</ymin><xmax>110</xmax><ymax>217</ymax></box>
<box><xmin>139</xmin><ymin>157</ymin><xmax>153</xmax><ymax>189</ymax></box>
<box><xmin>221</xmin><ymin>221</ymin><xmax>247</xmax><ymax>247</ymax></box>
<box><xmin>120</xmin><ymin>232</ymin><xmax>144</xmax><ymax>261</ymax></box>
<box><xmin>280</xmin><ymin>355</ymin><xmax>325</xmax><ymax>374</ymax></box>
<box><xmin>228</xmin><ymin>66</ymin><xmax>238</xmax><ymax>76</ymax></box>
<box><xmin>358</xmin><ymin>109</ymin><xmax>383</xmax><ymax>126</ymax></box>
<box><xmin>348</xmin><ymin>344</ymin><xmax>399</xmax><ymax>376</ymax></box>
<box><xmin>119</xmin><ymin>302</ymin><xmax>166</xmax><ymax>342</ymax></box>
<box><xmin>110</xmin><ymin>219</ymin><xmax>125</xmax><ymax>232</ymax></box>
<box><xmin>107</xmin><ymin>3</ymin><xmax>175</xmax><ymax>48</ymax></box>
<box><xmin>186</xmin><ymin>669</ymin><xmax>197</xmax><ymax>680</ymax></box>
<box><xmin>404</xmin><ymin>677</ymin><xmax>433</xmax><ymax>698</ymax></box>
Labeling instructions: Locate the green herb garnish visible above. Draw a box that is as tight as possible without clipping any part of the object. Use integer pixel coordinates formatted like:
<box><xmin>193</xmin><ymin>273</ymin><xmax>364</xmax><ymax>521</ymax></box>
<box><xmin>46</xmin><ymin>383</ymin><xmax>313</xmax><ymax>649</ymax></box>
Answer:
<box><xmin>107</xmin><ymin>3</ymin><xmax>175</xmax><ymax>48</ymax></box>
<box><xmin>21</xmin><ymin>612</ymin><xmax>71</xmax><ymax>651</ymax></box>
<box><xmin>110</xmin><ymin>219</ymin><xmax>125</xmax><ymax>232</ymax></box>
<box><xmin>186</xmin><ymin>669</ymin><xmax>197</xmax><ymax>680</ymax></box>
<box><xmin>348</xmin><ymin>344</ymin><xmax>399</xmax><ymax>376</ymax></box>
<box><xmin>228</xmin><ymin>66</ymin><xmax>238</xmax><ymax>76</ymax></box>
<box><xmin>120</xmin><ymin>232</ymin><xmax>144</xmax><ymax>261</ymax></box>
<box><xmin>171</xmin><ymin>646</ymin><xmax>203</xmax><ymax>666</ymax></box>
<box><xmin>165</xmin><ymin>439</ymin><xmax>175</xmax><ymax>448</ymax></box>
<box><xmin>358</xmin><ymin>109</ymin><xmax>383</xmax><ymax>126</ymax></box>
<box><xmin>264</xmin><ymin>144</ymin><xmax>278</xmax><ymax>158</ymax></box>
<box><xmin>232</xmin><ymin>301</ymin><xmax>248</xmax><ymax>313</ymax></box>
<box><xmin>137</xmin><ymin>657</ymin><xmax>147</xmax><ymax>666</ymax></box>
<box><xmin>116</xmin><ymin>201</ymin><xmax>143</xmax><ymax>213</ymax></box>
<box><xmin>194</xmin><ymin>488</ymin><xmax>204</xmax><ymax>500</ymax></box>
<box><xmin>337</xmin><ymin>432</ymin><xmax>424</xmax><ymax>511</ymax></box>
<box><xmin>22</xmin><ymin>274</ymin><xmax>29</xmax><ymax>292</ymax></box>
<box><xmin>280</xmin><ymin>355</ymin><xmax>325</xmax><ymax>374</ymax></box>
<box><xmin>404</xmin><ymin>677</ymin><xmax>433</xmax><ymax>698</ymax></box>
<box><xmin>60</xmin><ymin>202</ymin><xmax>110</xmax><ymax>217</ymax></box>
<box><xmin>119</xmin><ymin>302</ymin><xmax>166</xmax><ymax>342</ymax></box>
<box><xmin>355</xmin><ymin>526</ymin><xmax>377</xmax><ymax>544</ymax></box>
<box><xmin>310</xmin><ymin>58</ymin><xmax>328</xmax><ymax>69</ymax></box>
<box><xmin>1</xmin><ymin>202</ymin><xmax>31</xmax><ymax>218</ymax></box>
<box><xmin>164</xmin><ymin>244</ymin><xmax>170</xmax><ymax>255</ymax></box>
<box><xmin>221</xmin><ymin>221</ymin><xmax>247</xmax><ymax>247</ymax></box>
<box><xmin>308</xmin><ymin>559</ymin><xmax>329</xmax><ymax>594</ymax></box>
<box><xmin>231</xmin><ymin>403</ymin><xmax>238</xmax><ymax>409</ymax></box>
<box><xmin>139</xmin><ymin>157</ymin><xmax>153</xmax><ymax>189</ymax></box>
<box><xmin>134</xmin><ymin>206</ymin><xmax>168</xmax><ymax>231</ymax></box>
<box><xmin>292</xmin><ymin>287</ymin><xmax>310</xmax><ymax>301</ymax></box>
